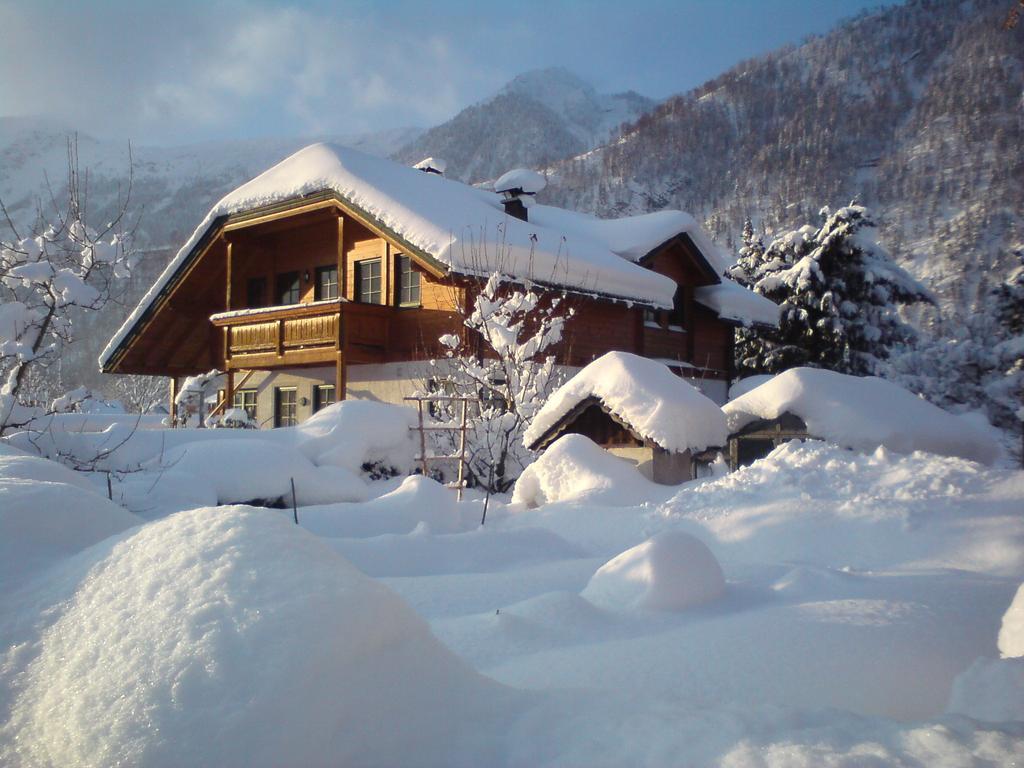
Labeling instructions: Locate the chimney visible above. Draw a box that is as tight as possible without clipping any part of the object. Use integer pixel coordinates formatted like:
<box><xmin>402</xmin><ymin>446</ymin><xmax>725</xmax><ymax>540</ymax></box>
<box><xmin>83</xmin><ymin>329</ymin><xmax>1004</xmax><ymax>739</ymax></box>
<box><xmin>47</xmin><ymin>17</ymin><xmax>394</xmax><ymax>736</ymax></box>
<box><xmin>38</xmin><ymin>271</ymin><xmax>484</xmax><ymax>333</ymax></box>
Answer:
<box><xmin>413</xmin><ymin>157</ymin><xmax>447</xmax><ymax>176</ymax></box>
<box><xmin>493</xmin><ymin>168</ymin><xmax>547</xmax><ymax>223</ymax></box>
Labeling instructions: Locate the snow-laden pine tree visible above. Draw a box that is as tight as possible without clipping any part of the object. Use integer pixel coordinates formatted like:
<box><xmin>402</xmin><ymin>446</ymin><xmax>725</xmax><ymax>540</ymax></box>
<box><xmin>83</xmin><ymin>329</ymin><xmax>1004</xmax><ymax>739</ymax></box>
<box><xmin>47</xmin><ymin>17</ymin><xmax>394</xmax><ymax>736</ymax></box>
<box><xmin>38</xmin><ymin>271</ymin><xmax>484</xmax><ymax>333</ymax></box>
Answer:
<box><xmin>431</xmin><ymin>272</ymin><xmax>573</xmax><ymax>492</ymax></box>
<box><xmin>729</xmin><ymin>219</ymin><xmax>766</xmax><ymax>289</ymax></box>
<box><xmin>985</xmin><ymin>248</ymin><xmax>1023</xmax><ymax>432</ymax></box>
<box><xmin>735</xmin><ymin>205</ymin><xmax>932</xmax><ymax>376</ymax></box>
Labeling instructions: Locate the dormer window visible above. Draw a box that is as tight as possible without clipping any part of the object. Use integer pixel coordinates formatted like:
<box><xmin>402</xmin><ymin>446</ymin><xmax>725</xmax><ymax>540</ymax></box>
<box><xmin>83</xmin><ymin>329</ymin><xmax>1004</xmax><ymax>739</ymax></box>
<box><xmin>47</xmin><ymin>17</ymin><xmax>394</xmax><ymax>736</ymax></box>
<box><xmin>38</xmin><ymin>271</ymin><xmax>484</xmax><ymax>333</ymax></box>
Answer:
<box><xmin>355</xmin><ymin>258</ymin><xmax>382</xmax><ymax>304</ymax></box>
<box><xmin>396</xmin><ymin>255</ymin><xmax>420</xmax><ymax>306</ymax></box>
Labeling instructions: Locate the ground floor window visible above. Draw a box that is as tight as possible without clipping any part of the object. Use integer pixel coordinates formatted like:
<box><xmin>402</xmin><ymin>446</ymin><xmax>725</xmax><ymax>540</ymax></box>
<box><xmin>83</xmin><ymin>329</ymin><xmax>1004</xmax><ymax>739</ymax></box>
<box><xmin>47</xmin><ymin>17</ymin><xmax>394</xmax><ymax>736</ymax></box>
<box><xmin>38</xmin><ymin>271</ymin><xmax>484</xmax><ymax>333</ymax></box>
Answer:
<box><xmin>313</xmin><ymin>384</ymin><xmax>336</xmax><ymax>412</ymax></box>
<box><xmin>274</xmin><ymin>387</ymin><xmax>297</xmax><ymax>427</ymax></box>
<box><xmin>233</xmin><ymin>388</ymin><xmax>257</xmax><ymax>420</ymax></box>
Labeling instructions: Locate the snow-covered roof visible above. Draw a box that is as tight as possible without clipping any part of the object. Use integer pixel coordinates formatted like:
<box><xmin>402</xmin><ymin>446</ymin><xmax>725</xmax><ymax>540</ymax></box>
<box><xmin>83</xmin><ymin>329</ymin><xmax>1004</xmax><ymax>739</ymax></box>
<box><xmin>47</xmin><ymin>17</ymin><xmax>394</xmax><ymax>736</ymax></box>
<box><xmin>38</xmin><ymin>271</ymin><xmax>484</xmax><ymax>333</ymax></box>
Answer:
<box><xmin>100</xmin><ymin>143</ymin><xmax>776</xmax><ymax>368</ymax></box>
<box><xmin>494</xmin><ymin>168</ymin><xmax>547</xmax><ymax>195</ymax></box>
<box><xmin>525</xmin><ymin>351</ymin><xmax>729</xmax><ymax>453</ymax></box>
<box><xmin>694</xmin><ymin>281</ymin><xmax>780</xmax><ymax>327</ymax></box>
<box><xmin>723</xmin><ymin>367</ymin><xmax>1000</xmax><ymax>465</ymax></box>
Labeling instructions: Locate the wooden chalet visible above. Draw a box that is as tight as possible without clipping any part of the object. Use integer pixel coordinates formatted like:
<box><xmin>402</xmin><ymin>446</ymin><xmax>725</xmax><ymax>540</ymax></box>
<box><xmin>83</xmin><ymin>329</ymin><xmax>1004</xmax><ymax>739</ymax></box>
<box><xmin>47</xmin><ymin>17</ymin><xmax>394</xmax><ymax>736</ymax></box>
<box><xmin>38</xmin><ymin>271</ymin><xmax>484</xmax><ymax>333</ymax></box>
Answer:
<box><xmin>100</xmin><ymin>144</ymin><xmax>778</xmax><ymax>428</ymax></box>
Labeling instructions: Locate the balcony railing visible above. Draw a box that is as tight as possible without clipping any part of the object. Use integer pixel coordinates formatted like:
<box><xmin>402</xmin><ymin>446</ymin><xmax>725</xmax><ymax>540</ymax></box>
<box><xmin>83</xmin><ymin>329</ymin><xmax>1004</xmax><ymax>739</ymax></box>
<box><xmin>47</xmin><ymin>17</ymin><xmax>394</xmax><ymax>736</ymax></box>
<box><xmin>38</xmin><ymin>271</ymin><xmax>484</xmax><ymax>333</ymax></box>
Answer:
<box><xmin>210</xmin><ymin>299</ymin><xmax>389</xmax><ymax>367</ymax></box>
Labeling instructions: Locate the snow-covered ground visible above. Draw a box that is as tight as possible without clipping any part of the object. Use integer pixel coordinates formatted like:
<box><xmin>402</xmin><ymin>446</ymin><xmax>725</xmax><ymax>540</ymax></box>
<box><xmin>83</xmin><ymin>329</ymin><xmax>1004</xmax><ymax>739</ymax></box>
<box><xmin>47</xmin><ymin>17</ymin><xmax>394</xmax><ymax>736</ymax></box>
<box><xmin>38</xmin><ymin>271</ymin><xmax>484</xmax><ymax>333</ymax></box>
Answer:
<box><xmin>2</xmin><ymin>410</ymin><xmax>1024</xmax><ymax>766</ymax></box>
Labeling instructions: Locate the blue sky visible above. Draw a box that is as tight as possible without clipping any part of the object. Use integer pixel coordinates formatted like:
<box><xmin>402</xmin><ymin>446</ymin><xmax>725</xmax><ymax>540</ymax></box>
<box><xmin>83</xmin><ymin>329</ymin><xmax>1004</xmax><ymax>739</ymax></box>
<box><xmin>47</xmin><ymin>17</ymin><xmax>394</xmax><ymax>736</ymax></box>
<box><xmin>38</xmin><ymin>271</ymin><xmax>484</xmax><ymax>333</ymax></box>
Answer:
<box><xmin>0</xmin><ymin>0</ymin><xmax>895</xmax><ymax>145</ymax></box>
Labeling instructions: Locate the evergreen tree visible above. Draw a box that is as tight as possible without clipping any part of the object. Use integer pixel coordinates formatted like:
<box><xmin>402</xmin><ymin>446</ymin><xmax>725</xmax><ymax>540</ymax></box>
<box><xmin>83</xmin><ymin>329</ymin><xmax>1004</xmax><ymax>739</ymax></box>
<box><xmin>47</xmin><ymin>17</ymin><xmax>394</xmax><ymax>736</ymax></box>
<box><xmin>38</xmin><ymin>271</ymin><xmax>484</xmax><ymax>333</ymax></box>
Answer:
<box><xmin>736</xmin><ymin>205</ymin><xmax>932</xmax><ymax>376</ymax></box>
<box><xmin>730</xmin><ymin>219</ymin><xmax>766</xmax><ymax>288</ymax></box>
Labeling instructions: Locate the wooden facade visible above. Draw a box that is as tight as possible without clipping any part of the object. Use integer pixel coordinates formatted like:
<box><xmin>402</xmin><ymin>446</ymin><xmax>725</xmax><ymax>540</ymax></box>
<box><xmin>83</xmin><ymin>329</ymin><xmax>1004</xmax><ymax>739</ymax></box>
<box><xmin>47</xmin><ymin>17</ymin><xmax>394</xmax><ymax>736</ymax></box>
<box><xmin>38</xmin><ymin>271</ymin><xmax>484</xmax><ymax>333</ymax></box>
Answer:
<box><xmin>103</xmin><ymin>193</ymin><xmax>741</xmax><ymax>425</ymax></box>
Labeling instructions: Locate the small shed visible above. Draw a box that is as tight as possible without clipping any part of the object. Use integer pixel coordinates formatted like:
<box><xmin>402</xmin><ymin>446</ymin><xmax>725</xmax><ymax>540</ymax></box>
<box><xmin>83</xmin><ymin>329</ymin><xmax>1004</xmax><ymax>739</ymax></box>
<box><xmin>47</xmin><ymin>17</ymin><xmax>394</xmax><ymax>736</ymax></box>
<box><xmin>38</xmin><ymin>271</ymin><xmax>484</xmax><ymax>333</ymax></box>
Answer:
<box><xmin>723</xmin><ymin>367</ymin><xmax>1000</xmax><ymax>467</ymax></box>
<box><xmin>524</xmin><ymin>352</ymin><xmax>728</xmax><ymax>484</ymax></box>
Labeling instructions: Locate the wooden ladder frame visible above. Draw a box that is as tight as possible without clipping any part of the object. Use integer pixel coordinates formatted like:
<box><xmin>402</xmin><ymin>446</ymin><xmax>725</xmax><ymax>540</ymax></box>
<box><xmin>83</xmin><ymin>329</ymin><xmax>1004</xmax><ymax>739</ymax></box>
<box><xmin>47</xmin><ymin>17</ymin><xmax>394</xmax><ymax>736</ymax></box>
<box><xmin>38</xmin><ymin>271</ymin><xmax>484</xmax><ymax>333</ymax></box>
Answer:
<box><xmin>404</xmin><ymin>395</ymin><xmax>476</xmax><ymax>501</ymax></box>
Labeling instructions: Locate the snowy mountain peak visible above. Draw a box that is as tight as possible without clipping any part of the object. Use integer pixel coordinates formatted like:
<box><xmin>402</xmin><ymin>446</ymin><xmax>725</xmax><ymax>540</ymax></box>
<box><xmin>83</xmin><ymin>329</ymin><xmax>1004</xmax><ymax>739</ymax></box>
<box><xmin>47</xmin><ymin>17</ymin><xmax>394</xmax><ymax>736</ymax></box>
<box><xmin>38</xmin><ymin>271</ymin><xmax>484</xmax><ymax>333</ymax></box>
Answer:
<box><xmin>393</xmin><ymin>69</ymin><xmax>654</xmax><ymax>183</ymax></box>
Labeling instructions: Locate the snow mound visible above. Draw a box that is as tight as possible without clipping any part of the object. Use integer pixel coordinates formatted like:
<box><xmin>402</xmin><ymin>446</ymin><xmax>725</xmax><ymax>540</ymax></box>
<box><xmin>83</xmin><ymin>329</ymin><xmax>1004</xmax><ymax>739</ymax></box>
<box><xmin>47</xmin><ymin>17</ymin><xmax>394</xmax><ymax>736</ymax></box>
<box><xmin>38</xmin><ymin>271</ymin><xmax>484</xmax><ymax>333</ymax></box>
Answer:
<box><xmin>672</xmin><ymin>440</ymin><xmax>1024</xmax><ymax>575</ymax></box>
<box><xmin>0</xmin><ymin>450</ymin><xmax>141</xmax><ymax>583</ymax></box>
<box><xmin>947</xmin><ymin>656</ymin><xmax>1024</xmax><ymax>722</ymax></box>
<box><xmin>163</xmin><ymin>438</ymin><xmax>368</xmax><ymax>506</ymax></box>
<box><xmin>294</xmin><ymin>399</ymin><xmax>416</xmax><ymax>473</ymax></box>
<box><xmin>1</xmin><ymin>506</ymin><xmax>507</xmax><ymax>767</ymax></box>
<box><xmin>998</xmin><ymin>583</ymin><xmax>1024</xmax><ymax>658</ymax></box>
<box><xmin>525</xmin><ymin>351</ymin><xmax>728</xmax><ymax>453</ymax></box>
<box><xmin>582</xmin><ymin>530</ymin><xmax>725</xmax><ymax>612</ymax></box>
<box><xmin>512</xmin><ymin>434</ymin><xmax>658</xmax><ymax>508</ymax></box>
<box><xmin>299</xmin><ymin>475</ymin><xmax>468</xmax><ymax>538</ymax></box>
<box><xmin>0</xmin><ymin>443</ymin><xmax>95</xmax><ymax>489</ymax></box>
<box><xmin>723</xmin><ymin>367</ymin><xmax>1000</xmax><ymax>464</ymax></box>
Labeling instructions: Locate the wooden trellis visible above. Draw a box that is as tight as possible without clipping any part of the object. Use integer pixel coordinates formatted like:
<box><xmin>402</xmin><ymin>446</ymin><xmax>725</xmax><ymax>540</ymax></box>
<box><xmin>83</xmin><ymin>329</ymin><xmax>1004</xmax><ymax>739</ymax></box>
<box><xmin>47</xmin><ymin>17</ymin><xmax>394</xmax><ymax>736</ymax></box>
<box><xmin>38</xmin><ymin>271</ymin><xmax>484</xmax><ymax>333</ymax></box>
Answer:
<box><xmin>404</xmin><ymin>395</ymin><xmax>476</xmax><ymax>501</ymax></box>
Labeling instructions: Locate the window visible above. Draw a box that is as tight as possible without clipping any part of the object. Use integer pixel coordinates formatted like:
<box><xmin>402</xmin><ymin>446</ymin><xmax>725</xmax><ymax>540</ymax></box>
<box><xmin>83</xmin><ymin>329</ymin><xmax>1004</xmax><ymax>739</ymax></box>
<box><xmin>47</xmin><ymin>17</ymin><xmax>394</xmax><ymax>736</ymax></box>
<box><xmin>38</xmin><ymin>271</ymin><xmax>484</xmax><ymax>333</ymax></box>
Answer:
<box><xmin>274</xmin><ymin>387</ymin><xmax>297</xmax><ymax>427</ymax></box>
<box><xmin>313</xmin><ymin>384</ymin><xmax>336</xmax><ymax>412</ymax></box>
<box><xmin>355</xmin><ymin>258</ymin><xmax>381</xmax><ymax>304</ymax></box>
<box><xmin>315</xmin><ymin>266</ymin><xmax>338</xmax><ymax>301</ymax></box>
<box><xmin>396</xmin><ymin>254</ymin><xmax>420</xmax><ymax>306</ymax></box>
<box><xmin>247</xmin><ymin>277</ymin><xmax>267</xmax><ymax>308</ymax></box>
<box><xmin>276</xmin><ymin>271</ymin><xmax>300</xmax><ymax>305</ymax></box>
<box><xmin>233</xmin><ymin>389</ymin><xmax>257</xmax><ymax>420</ymax></box>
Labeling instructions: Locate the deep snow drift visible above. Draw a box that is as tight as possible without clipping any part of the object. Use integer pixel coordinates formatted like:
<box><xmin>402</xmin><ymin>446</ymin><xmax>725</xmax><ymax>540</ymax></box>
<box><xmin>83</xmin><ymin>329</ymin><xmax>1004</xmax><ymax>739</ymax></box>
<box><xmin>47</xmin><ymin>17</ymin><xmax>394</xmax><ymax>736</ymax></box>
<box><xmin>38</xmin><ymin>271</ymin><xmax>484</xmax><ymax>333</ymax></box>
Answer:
<box><xmin>0</xmin><ymin>507</ymin><xmax>511</xmax><ymax>768</ymax></box>
<box><xmin>2</xmin><ymin>432</ymin><xmax>1024</xmax><ymax>766</ymax></box>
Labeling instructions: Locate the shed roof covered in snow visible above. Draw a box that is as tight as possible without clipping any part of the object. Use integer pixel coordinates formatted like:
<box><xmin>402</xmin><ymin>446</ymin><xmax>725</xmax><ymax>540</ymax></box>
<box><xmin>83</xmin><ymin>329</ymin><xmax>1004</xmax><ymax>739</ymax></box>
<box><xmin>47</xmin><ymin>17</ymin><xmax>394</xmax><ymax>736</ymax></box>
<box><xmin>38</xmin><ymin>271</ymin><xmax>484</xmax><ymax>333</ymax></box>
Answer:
<box><xmin>525</xmin><ymin>351</ymin><xmax>729</xmax><ymax>454</ymax></box>
<box><xmin>99</xmin><ymin>143</ymin><xmax>776</xmax><ymax>369</ymax></box>
<box><xmin>723</xmin><ymin>367</ymin><xmax>1001</xmax><ymax>465</ymax></box>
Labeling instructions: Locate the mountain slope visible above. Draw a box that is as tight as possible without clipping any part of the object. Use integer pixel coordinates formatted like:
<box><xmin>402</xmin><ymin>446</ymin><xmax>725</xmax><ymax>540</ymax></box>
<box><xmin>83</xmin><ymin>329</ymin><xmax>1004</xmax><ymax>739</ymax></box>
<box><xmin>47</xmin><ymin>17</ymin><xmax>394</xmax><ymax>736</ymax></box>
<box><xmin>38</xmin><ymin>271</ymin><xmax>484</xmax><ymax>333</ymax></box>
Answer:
<box><xmin>541</xmin><ymin>0</ymin><xmax>1023</xmax><ymax>317</ymax></box>
<box><xmin>393</xmin><ymin>67</ymin><xmax>653</xmax><ymax>182</ymax></box>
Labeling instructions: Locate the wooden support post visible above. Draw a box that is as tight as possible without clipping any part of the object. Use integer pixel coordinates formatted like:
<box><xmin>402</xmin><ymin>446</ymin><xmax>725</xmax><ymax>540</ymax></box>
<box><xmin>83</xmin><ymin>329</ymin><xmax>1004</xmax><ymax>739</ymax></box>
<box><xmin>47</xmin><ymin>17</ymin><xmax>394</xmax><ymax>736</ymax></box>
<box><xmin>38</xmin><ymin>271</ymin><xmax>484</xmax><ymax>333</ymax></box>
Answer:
<box><xmin>224</xmin><ymin>236</ymin><xmax>233</xmax><ymax>311</ymax></box>
<box><xmin>455</xmin><ymin>399</ymin><xmax>468</xmax><ymax>502</ymax></box>
<box><xmin>417</xmin><ymin>400</ymin><xmax>428</xmax><ymax>478</ymax></box>
<box><xmin>169</xmin><ymin>376</ymin><xmax>178</xmax><ymax>427</ymax></box>
<box><xmin>384</xmin><ymin>241</ymin><xmax>392</xmax><ymax>305</ymax></box>
<box><xmin>336</xmin><ymin>211</ymin><xmax>345</xmax><ymax>299</ymax></box>
<box><xmin>225</xmin><ymin>369</ymin><xmax>235</xmax><ymax>416</ymax></box>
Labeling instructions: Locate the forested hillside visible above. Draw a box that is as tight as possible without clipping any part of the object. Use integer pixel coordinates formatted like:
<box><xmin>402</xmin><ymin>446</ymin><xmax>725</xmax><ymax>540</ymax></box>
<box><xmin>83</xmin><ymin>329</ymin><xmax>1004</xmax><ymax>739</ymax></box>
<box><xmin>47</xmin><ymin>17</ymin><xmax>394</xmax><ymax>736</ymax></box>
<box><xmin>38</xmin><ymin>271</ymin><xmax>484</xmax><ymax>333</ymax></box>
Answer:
<box><xmin>543</xmin><ymin>0</ymin><xmax>1023</xmax><ymax>318</ymax></box>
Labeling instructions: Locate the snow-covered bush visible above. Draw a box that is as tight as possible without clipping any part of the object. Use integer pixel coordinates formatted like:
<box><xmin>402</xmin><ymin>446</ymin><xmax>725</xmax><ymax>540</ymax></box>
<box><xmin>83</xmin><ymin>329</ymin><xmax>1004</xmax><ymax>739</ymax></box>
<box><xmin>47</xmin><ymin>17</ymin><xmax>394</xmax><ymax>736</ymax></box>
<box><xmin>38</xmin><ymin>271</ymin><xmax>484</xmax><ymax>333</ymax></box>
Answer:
<box><xmin>0</xmin><ymin>443</ymin><xmax>141</xmax><ymax>583</ymax></box>
<box><xmin>582</xmin><ymin>531</ymin><xmax>726</xmax><ymax>612</ymax></box>
<box><xmin>431</xmin><ymin>271</ymin><xmax>573</xmax><ymax>492</ymax></box>
<box><xmin>0</xmin><ymin>139</ymin><xmax>135</xmax><ymax>436</ymax></box>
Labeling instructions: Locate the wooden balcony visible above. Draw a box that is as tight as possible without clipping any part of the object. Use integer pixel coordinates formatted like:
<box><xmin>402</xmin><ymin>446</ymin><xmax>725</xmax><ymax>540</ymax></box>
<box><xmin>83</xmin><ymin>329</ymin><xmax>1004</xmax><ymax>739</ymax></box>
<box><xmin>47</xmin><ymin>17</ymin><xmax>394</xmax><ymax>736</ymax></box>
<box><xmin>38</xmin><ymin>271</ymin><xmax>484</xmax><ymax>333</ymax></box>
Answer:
<box><xmin>210</xmin><ymin>300</ymin><xmax>390</xmax><ymax>369</ymax></box>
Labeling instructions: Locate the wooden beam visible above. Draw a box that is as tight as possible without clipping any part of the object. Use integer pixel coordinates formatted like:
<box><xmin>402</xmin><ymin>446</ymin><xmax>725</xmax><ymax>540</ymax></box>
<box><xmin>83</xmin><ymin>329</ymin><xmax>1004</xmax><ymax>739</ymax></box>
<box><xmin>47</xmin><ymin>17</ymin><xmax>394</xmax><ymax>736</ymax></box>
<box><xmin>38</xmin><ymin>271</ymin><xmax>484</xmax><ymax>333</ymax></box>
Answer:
<box><xmin>336</xmin><ymin>211</ymin><xmax>346</xmax><ymax>301</ymax></box>
<box><xmin>222</xmin><ymin>199</ymin><xmax>340</xmax><ymax>234</ymax></box>
<box><xmin>225</xmin><ymin>236</ymin><xmax>233</xmax><ymax>311</ymax></box>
